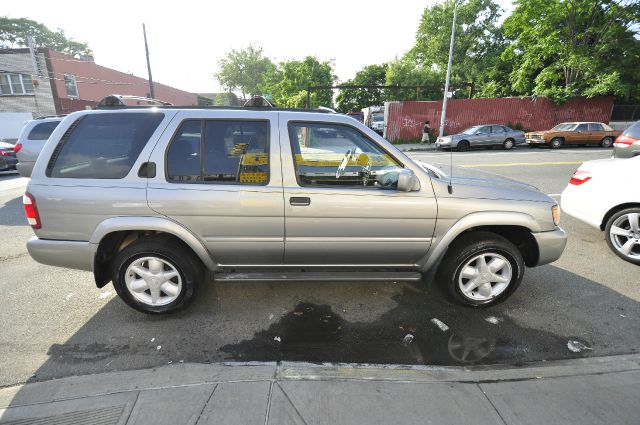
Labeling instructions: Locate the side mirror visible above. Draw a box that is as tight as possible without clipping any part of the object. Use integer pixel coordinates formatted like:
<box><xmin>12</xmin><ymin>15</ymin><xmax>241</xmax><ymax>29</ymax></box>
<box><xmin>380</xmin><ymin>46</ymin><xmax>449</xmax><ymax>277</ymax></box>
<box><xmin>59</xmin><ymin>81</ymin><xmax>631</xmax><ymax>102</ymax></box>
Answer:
<box><xmin>397</xmin><ymin>169</ymin><xmax>421</xmax><ymax>192</ymax></box>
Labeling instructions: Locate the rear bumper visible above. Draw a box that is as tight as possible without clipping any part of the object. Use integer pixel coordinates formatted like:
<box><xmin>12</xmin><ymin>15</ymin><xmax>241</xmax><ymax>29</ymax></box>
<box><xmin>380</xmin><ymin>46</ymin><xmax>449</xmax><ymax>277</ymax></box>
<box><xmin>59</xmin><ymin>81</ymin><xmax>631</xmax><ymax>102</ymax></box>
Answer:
<box><xmin>0</xmin><ymin>157</ymin><xmax>18</xmax><ymax>170</ymax></box>
<box><xmin>27</xmin><ymin>237</ymin><xmax>96</xmax><ymax>271</ymax></box>
<box><xmin>16</xmin><ymin>161</ymin><xmax>34</xmax><ymax>177</ymax></box>
<box><xmin>532</xmin><ymin>227</ymin><xmax>567</xmax><ymax>266</ymax></box>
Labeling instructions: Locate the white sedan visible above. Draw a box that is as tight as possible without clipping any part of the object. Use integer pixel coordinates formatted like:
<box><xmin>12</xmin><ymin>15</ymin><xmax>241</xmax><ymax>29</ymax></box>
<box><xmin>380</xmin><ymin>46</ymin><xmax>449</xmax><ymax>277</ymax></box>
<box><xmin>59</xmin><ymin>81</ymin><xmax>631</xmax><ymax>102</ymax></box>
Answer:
<box><xmin>561</xmin><ymin>155</ymin><xmax>640</xmax><ymax>265</ymax></box>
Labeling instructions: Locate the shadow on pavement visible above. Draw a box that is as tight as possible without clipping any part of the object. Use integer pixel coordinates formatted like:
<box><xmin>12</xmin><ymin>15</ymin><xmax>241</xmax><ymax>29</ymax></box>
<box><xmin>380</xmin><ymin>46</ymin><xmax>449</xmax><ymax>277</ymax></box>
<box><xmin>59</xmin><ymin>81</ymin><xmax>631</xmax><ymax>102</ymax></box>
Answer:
<box><xmin>0</xmin><ymin>196</ymin><xmax>25</xmax><ymax>226</ymax></box>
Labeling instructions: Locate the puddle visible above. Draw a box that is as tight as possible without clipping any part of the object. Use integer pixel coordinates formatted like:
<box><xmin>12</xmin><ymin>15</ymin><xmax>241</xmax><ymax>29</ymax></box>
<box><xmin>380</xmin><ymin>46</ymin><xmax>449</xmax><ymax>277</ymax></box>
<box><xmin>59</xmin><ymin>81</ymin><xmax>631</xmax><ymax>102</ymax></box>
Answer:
<box><xmin>221</xmin><ymin>287</ymin><xmax>589</xmax><ymax>365</ymax></box>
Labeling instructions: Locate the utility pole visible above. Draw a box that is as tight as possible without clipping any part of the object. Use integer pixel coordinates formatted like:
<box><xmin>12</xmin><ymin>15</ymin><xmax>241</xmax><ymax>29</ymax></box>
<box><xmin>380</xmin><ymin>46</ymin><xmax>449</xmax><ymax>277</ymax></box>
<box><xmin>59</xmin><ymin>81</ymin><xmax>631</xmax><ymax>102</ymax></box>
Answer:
<box><xmin>439</xmin><ymin>0</ymin><xmax>461</xmax><ymax>137</ymax></box>
<box><xmin>142</xmin><ymin>23</ymin><xmax>155</xmax><ymax>100</ymax></box>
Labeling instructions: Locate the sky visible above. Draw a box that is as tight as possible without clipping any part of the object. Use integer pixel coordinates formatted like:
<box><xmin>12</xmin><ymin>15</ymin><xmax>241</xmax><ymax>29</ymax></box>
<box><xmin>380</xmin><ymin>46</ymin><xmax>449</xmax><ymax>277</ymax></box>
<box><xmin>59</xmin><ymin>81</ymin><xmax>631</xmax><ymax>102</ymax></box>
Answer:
<box><xmin>6</xmin><ymin>0</ymin><xmax>514</xmax><ymax>94</ymax></box>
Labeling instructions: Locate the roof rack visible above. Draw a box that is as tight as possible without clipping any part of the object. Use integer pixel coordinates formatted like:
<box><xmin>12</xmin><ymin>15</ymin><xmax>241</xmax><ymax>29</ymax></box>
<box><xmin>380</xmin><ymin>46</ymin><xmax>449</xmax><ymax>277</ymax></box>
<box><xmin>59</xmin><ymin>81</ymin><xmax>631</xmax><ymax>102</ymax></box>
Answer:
<box><xmin>96</xmin><ymin>95</ymin><xmax>173</xmax><ymax>107</ymax></box>
<box><xmin>34</xmin><ymin>114</ymin><xmax>67</xmax><ymax>120</ymax></box>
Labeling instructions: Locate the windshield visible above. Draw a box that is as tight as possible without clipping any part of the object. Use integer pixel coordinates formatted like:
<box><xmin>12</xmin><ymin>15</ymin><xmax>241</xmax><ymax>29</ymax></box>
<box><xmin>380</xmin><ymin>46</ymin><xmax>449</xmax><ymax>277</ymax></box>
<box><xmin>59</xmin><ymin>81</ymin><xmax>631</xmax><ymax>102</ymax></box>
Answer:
<box><xmin>460</xmin><ymin>126</ymin><xmax>482</xmax><ymax>135</ymax></box>
<box><xmin>372</xmin><ymin>115</ymin><xmax>383</xmax><ymax>122</ymax></box>
<box><xmin>551</xmin><ymin>123</ymin><xmax>577</xmax><ymax>131</ymax></box>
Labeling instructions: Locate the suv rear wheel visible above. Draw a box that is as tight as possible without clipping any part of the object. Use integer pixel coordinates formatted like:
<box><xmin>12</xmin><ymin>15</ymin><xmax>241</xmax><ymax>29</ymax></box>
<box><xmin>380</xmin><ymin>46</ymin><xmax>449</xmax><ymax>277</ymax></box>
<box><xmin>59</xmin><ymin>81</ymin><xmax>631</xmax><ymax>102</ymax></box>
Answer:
<box><xmin>111</xmin><ymin>235</ymin><xmax>203</xmax><ymax>314</ymax></box>
<box><xmin>438</xmin><ymin>232</ymin><xmax>524</xmax><ymax>307</ymax></box>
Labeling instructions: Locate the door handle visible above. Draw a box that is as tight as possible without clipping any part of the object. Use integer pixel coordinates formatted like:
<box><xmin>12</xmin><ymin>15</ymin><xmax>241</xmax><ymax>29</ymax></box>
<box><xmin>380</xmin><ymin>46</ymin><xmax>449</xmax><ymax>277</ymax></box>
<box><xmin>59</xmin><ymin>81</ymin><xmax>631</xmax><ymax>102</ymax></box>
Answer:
<box><xmin>290</xmin><ymin>197</ymin><xmax>311</xmax><ymax>206</ymax></box>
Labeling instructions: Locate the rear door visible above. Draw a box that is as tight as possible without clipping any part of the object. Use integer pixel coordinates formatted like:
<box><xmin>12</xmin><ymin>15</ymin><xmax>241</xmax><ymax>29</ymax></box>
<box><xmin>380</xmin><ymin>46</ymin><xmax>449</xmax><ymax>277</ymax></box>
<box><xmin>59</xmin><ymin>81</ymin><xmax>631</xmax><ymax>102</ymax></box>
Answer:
<box><xmin>279</xmin><ymin>114</ymin><xmax>437</xmax><ymax>266</ymax></box>
<box><xmin>147</xmin><ymin>110</ymin><xmax>285</xmax><ymax>266</ymax></box>
<box><xmin>588</xmin><ymin>123</ymin><xmax>605</xmax><ymax>144</ymax></box>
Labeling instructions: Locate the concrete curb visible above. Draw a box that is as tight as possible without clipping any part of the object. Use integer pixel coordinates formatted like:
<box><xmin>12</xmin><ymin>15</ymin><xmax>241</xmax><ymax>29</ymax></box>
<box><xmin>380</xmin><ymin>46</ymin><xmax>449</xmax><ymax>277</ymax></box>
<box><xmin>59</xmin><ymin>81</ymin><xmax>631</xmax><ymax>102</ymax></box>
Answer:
<box><xmin>2</xmin><ymin>354</ymin><xmax>639</xmax><ymax>409</ymax></box>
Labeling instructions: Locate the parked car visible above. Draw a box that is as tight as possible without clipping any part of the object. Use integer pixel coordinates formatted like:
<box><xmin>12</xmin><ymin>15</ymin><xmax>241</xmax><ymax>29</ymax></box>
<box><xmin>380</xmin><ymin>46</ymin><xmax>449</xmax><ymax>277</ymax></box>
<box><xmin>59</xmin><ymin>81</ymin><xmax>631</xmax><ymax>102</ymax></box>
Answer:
<box><xmin>369</xmin><ymin>114</ymin><xmax>384</xmax><ymax>134</ymax></box>
<box><xmin>346</xmin><ymin>111</ymin><xmax>364</xmax><ymax>123</ymax></box>
<box><xmin>24</xmin><ymin>107</ymin><xmax>566</xmax><ymax>314</ymax></box>
<box><xmin>15</xmin><ymin>116</ymin><xmax>64</xmax><ymax>177</ymax></box>
<box><xmin>561</xmin><ymin>155</ymin><xmax>640</xmax><ymax>265</ymax></box>
<box><xmin>435</xmin><ymin>125</ymin><xmax>525</xmax><ymax>151</ymax></box>
<box><xmin>526</xmin><ymin>122</ymin><xmax>621</xmax><ymax>149</ymax></box>
<box><xmin>0</xmin><ymin>140</ymin><xmax>18</xmax><ymax>171</ymax></box>
<box><xmin>613</xmin><ymin>120</ymin><xmax>640</xmax><ymax>159</ymax></box>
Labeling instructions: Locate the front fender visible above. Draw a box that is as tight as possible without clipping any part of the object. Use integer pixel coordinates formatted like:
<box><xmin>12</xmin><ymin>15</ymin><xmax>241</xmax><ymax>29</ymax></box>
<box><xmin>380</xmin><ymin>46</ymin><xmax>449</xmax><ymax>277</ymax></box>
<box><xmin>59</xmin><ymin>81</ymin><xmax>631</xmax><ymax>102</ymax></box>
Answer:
<box><xmin>90</xmin><ymin>216</ymin><xmax>218</xmax><ymax>271</ymax></box>
<box><xmin>418</xmin><ymin>211</ymin><xmax>540</xmax><ymax>272</ymax></box>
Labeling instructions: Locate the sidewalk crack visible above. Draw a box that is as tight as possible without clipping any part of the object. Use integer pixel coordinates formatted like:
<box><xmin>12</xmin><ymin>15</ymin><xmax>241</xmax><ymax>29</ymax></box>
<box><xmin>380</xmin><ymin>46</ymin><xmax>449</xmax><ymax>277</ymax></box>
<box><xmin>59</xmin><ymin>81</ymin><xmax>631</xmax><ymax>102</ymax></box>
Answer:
<box><xmin>277</xmin><ymin>382</ymin><xmax>309</xmax><ymax>425</ymax></box>
<box><xmin>476</xmin><ymin>383</ymin><xmax>508</xmax><ymax>425</ymax></box>
<box><xmin>263</xmin><ymin>381</ymin><xmax>274</xmax><ymax>425</ymax></box>
<box><xmin>123</xmin><ymin>391</ymin><xmax>140</xmax><ymax>424</ymax></box>
<box><xmin>195</xmin><ymin>383</ymin><xmax>218</xmax><ymax>425</ymax></box>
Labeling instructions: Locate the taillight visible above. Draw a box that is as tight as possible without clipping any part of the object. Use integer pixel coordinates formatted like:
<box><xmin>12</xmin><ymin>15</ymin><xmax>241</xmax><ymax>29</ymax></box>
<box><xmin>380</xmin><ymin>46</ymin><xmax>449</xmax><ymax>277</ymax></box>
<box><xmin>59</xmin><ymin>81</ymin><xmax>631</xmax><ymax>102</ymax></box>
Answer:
<box><xmin>614</xmin><ymin>135</ymin><xmax>637</xmax><ymax>147</ymax></box>
<box><xmin>0</xmin><ymin>150</ymin><xmax>6</xmax><ymax>156</ymax></box>
<box><xmin>23</xmin><ymin>192</ymin><xmax>41</xmax><ymax>229</ymax></box>
<box><xmin>13</xmin><ymin>143</ymin><xmax>22</xmax><ymax>154</ymax></box>
<box><xmin>569</xmin><ymin>170</ymin><xmax>592</xmax><ymax>185</ymax></box>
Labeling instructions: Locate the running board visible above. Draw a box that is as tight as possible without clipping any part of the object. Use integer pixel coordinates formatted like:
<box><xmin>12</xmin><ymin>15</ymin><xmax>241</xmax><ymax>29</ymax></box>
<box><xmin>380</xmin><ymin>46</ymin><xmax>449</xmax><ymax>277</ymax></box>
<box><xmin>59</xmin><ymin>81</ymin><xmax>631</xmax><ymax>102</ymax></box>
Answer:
<box><xmin>213</xmin><ymin>271</ymin><xmax>423</xmax><ymax>282</ymax></box>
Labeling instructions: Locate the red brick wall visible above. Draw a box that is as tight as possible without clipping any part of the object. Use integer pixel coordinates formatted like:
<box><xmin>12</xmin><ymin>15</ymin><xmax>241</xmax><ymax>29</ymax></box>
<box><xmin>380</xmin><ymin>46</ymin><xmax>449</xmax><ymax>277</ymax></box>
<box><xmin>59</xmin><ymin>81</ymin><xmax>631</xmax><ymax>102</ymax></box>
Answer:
<box><xmin>45</xmin><ymin>49</ymin><xmax>197</xmax><ymax>113</ymax></box>
<box><xmin>385</xmin><ymin>96</ymin><xmax>615</xmax><ymax>142</ymax></box>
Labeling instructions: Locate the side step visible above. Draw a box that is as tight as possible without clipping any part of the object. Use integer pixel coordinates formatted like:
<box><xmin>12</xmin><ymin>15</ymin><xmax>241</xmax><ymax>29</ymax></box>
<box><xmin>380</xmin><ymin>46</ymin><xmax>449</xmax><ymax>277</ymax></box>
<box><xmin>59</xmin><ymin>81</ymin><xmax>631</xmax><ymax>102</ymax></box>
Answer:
<box><xmin>213</xmin><ymin>271</ymin><xmax>423</xmax><ymax>282</ymax></box>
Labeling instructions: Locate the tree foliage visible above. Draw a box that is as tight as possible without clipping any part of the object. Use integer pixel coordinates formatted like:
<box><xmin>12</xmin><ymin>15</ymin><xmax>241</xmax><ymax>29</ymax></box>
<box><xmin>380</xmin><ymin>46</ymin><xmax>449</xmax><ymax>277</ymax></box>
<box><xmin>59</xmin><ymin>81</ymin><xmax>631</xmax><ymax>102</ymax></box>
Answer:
<box><xmin>411</xmin><ymin>0</ymin><xmax>505</xmax><ymax>97</ymax></box>
<box><xmin>215</xmin><ymin>44</ymin><xmax>275</xmax><ymax>101</ymax></box>
<box><xmin>335</xmin><ymin>64</ymin><xmax>388</xmax><ymax>112</ymax></box>
<box><xmin>260</xmin><ymin>56</ymin><xmax>336</xmax><ymax>108</ymax></box>
<box><xmin>0</xmin><ymin>16</ymin><xmax>92</xmax><ymax>57</ymax></box>
<box><xmin>502</xmin><ymin>0</ymin><xmax>640</xmax><ymax>102</ymax></box>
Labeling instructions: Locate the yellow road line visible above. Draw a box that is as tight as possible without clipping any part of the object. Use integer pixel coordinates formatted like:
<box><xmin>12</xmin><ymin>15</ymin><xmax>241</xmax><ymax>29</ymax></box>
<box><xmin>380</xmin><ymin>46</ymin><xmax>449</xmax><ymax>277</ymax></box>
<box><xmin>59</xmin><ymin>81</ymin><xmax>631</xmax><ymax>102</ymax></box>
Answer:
<box><xmin>461</xmin><ymin>161</ymin><xmax>582</xmax><ymax>168</ymax></box>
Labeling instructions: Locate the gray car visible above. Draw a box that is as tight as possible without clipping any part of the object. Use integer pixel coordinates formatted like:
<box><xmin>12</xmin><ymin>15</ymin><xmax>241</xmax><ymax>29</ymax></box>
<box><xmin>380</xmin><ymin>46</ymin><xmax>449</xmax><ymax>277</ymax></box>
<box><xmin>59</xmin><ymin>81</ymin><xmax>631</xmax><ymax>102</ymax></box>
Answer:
<box><xmin>436</xmin><ymin>125</ymin><xmax>526</xmax><ymax>151</ymax></box>
<box><xmin>613</xmin><ymin>120</ymin><xmax>640</xmax><ymax>158</ymax></box>
<box><xmin>15</xmin><ymin>116</ymin><xmax>63</xmax><ymax>177</ymax></box>
<box><xmin>24</xmin><ymin>107</ymin><xmax>566</xmax><ymax>314</ymax></box>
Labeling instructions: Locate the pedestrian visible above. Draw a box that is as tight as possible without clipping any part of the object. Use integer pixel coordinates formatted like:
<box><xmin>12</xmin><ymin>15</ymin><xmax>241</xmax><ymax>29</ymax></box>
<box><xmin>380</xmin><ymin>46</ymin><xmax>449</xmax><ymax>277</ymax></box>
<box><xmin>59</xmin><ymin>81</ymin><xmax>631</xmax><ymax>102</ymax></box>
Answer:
<box><xmin>421</xmin><ymin>121</ymin><xmax>431</xmax><ymax>144</ymax></box>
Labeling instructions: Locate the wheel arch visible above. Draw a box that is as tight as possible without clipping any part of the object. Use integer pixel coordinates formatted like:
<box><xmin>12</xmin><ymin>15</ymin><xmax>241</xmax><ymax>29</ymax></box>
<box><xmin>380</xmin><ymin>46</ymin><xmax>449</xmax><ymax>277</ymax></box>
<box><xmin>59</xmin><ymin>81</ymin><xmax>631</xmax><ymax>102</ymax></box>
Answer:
<box><xmin>90</xmin><ymin>217</ymin><xmax>217</xmax><ymax>288</ymax></box>
<box><xmin>419</xmin><ymin>211</ymin><xmax>541</xmax><ymax>273</ymax></box>
<box><xmin>600</xmin><ymin>203</ymin><xmax>640</xmax><ymax>231</ymax></box>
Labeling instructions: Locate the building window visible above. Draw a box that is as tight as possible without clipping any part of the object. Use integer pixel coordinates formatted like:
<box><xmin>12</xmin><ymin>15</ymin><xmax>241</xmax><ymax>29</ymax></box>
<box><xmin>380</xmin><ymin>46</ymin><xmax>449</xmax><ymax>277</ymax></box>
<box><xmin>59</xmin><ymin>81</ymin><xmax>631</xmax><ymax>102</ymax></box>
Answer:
<box><xmin>0</xmin><ymin>73</ymin><xmax>35</xmax><ymax>95</ymax></box>
<box><xmin>64</xmin><ymin>74</ymin><xmax>79</xmax><ymax>98</ymax></box>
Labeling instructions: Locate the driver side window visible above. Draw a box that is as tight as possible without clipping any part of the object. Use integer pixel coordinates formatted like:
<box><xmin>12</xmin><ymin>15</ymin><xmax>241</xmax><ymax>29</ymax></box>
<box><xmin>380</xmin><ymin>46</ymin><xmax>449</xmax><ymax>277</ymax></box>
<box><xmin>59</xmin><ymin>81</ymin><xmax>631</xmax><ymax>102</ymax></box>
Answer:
<box><xmin>288</xmin><ymin>122</ymin><xmax>403</xmax><ymax>189</ymax></box>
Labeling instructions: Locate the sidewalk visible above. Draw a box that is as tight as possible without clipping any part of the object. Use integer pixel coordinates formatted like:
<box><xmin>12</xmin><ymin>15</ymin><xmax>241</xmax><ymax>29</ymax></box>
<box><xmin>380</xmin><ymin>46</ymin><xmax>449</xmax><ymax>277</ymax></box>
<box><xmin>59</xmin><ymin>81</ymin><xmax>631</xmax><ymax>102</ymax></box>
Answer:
<box><xmin>1</xmin><ymin>354</ymin><xmax>638</xmax><ymax>425</ymax></box>
<box><xmin>392</xmin><ymin>143</ymin><xmax>439</xmax><ymax>152</ymax></box>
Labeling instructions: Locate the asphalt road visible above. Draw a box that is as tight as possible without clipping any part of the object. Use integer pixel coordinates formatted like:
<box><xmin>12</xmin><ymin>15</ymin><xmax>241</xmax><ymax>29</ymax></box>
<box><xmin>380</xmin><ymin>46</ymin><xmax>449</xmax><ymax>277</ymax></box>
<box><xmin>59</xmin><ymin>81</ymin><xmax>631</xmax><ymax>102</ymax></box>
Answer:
<box><xmin>0</xmin><ymin>147</ymin><xmax>638</xmax><ymax>387</ymax></box>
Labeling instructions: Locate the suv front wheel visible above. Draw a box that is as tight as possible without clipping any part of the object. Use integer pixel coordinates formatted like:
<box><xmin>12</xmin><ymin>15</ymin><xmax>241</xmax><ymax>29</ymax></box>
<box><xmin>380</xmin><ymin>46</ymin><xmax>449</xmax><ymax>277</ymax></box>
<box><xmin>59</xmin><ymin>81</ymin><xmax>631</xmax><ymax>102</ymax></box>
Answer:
<box><xmin>111</xmin><ymin>235</ymin><xmax>203</xmax><ymax>314</ymax></box>
<box><xmin>438</xmin><ymin>232</ymin><xmax>524</xmax><ymax>307</ymax></box>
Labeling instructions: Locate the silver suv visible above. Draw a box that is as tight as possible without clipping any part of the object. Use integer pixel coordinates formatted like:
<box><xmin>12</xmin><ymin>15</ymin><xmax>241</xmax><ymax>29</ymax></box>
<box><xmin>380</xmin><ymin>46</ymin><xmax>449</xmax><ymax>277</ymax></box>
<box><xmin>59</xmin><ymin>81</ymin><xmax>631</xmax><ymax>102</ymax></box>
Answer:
<box><xmin>24</xmin><ymin>107</ymin><xmax>567</xmax><ymax>314</ymax></box>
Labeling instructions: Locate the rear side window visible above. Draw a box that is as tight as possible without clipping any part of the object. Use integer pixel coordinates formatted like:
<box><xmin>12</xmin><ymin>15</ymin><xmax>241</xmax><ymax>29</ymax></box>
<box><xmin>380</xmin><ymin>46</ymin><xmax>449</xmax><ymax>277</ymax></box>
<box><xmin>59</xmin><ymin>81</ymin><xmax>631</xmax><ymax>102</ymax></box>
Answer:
<box><xmin>589</xmin><ymin>123</ymin><xmax>604</xmax><ymax>131</ymax></box>
<box><xmin>28</xmin><ymin>121</ymin><xmax>60</xmax><ymax>140</ymax></box>
<box><xmin>166</xmin><ymin>120</ymin><xmax>269</xmax><ymax>185</ymax></box>
<box><xmin>47</xmin><ymin>112</ymin><xmax>164</xmax><ymax>179</ymax></box>
<box><xmin>623</xmin><ymin>121</ymin><xmax>640</xmax><ymax>139</ymax></box>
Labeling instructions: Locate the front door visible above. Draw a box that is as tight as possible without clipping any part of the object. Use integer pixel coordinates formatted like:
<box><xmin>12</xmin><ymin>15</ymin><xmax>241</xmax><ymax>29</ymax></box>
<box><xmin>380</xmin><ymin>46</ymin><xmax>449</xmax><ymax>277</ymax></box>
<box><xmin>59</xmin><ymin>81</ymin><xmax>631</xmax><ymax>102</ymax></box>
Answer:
<box><xmin>279</xmin><ymin>117</ymin><xmax>437</xmax><ymax>266</ymax></box>
<box><xmin>147</xmin><ymin>111</ymin><xmax>285</xmax><ymax>266</ymax></box>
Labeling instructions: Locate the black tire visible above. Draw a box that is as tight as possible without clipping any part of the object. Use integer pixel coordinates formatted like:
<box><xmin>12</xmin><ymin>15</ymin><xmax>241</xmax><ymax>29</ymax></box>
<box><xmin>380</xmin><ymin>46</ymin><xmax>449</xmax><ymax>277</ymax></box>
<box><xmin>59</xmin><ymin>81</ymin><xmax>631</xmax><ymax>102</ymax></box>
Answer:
<box><xmin>437</xmin><ymin>231</ymin><xmax>525</xmax><ymax>307</ymax></box>
<box><xmin>111</xmin><ymin>235</ymin><xmax>203</xmax><ymax>314</ymax></box>
<box><xmin>457</xmin><ymin>140</ymin><xmax>470</xmax><ymax>152</ymax></box>
<box><xmin>550</xmin><ymin>138</ymin><xmax>563</xmax><ymax>149</ymax></box>
<box><xmin>503</xmin><ymin>138</ymin><xmax>515</xmax><ymax>150</ymax></box>
<box><xmin>600</xmin><ymin>137</ymin><xmax>614</xmax><ymax>148</ymax></box>
<box><xmin>604</xmin><ymin>208</ymin><xmax>640</xmax><ymax>265</ymax></box>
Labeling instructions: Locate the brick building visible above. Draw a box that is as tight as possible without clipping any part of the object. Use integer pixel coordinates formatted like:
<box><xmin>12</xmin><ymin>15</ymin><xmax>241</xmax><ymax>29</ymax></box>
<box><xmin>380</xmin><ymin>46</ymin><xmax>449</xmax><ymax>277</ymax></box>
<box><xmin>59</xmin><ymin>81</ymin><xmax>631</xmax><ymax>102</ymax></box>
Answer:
<box><xmin>0</xmin><ymin>48</ymin><xmax>197</xmax><ymax>117</ymax></box>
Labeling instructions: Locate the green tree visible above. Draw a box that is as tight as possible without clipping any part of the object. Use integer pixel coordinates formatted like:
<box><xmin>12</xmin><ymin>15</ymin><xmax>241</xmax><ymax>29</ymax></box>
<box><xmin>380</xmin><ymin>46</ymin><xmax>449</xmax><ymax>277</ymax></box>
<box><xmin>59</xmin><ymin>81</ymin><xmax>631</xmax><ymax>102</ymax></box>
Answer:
<box><xmin>260</xmin><ymin>56</ymin><xmax>336</xmax><ymax>108</ymax></box>
<box><xmin>335</xmin><ymin>64</ymin><xmax>388</xmax><ymax>112</ymax></box>
<box><xmin>385</xmin><ymin>55</ymin><xmax>442</xmax><ymax>100</ymax></box>
<box><xmin>215</xmin><ymin>44</ymin><xmax>276</xmax><ymax>101</ymax></box>
<box><xmin>411</xmin><ymin>0</ymin><xmax>505</xmax><ymax>98</ymax></box>
<box><xmin>502</xmin><ymin>0</ymin><xmax>640</xmax><ymax>102</ymax></box>
<box><xmin>0</xmin><ymin>16</ymin><xmax>92</xmax><ymax>57</ymax></box>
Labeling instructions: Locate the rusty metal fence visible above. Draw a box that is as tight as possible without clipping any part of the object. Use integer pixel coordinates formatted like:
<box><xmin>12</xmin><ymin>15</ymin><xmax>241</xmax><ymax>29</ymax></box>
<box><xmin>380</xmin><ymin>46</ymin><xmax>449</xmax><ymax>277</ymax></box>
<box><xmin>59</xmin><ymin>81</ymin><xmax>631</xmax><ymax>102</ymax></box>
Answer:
<box><xmin>384</xmin><ymin>96</ymin><xmax>615</xmax><ymax>142</ymax></box>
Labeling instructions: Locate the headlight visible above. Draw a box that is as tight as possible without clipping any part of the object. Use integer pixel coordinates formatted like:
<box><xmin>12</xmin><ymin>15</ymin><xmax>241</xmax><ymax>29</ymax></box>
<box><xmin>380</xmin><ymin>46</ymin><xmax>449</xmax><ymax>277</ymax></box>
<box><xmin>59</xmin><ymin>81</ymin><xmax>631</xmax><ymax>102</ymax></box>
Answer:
<box><xmin>552</xmin><ymin>204</ymin><xmax>560</xmax><ymax>226</ymax></box>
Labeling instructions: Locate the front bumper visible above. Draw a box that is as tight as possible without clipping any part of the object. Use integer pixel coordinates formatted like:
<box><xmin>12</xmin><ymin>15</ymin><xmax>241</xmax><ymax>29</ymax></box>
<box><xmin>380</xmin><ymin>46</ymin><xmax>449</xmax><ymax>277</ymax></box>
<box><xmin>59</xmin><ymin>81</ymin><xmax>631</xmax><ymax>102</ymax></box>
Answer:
<box><xmin>526</xmin><ymin>138</ymin><xmax>547</xmax><ymax>145</ymax></box>
<box><xmin>27</xmin><ymin>237</ymin><xmax>96</xmax><ymax>271</ymax></box>
<box><xmin>532</xmin><ymin>227</ymin><xmax>567</xmax><ymax>266</ymax></box>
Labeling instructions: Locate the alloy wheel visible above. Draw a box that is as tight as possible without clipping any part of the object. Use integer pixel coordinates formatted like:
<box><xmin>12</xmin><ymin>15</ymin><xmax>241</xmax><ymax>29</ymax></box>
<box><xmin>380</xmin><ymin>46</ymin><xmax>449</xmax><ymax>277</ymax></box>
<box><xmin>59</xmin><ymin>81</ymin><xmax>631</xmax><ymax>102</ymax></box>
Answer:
<box><xmin>609</xmin><ymin>213</ymin><xmax>640</xmax><ymax>262</ymax></box>
<box><xmin>124</xmin><ymin>256</ymin><xmax>183</xmax><ymax>306</ymax></box>
<box><xmin>458</xmin><ymin>253</ymin><xmax>512</xmax><ymax>302</ymax></box>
